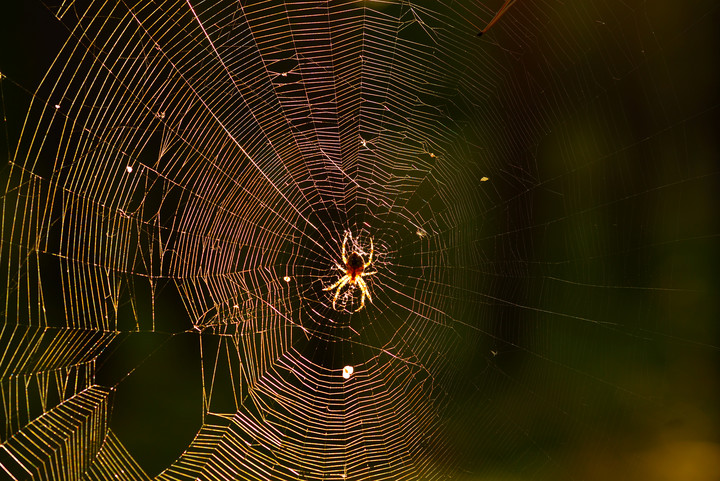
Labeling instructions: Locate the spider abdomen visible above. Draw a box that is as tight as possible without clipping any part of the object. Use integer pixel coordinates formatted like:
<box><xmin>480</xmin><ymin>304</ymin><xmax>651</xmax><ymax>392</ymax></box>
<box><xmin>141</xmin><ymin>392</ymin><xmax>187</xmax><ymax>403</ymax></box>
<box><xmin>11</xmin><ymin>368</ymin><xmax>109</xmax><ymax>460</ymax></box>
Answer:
<box><xmin>346</xmin><ymin>252</ymin><xmax>364</xmax><ymax>280</ymax></box>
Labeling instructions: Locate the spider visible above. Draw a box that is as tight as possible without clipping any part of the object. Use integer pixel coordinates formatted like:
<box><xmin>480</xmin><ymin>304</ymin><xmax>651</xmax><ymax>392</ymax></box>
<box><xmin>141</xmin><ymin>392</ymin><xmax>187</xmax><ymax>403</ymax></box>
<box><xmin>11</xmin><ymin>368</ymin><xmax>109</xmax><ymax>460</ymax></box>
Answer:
<box><xmin>323</xmin><ymin>233</ymin><xmax>376</xmax><ymax>312</ymax></box>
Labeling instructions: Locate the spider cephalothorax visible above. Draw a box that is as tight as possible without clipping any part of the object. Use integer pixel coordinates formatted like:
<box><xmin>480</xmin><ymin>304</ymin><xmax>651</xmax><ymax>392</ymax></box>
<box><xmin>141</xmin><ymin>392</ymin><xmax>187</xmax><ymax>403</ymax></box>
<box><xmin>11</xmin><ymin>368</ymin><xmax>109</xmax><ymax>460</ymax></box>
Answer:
<box><xmin>323</xmin><ymin>233</ymin><xmax>376</xmax><ymax>312</ymax></box>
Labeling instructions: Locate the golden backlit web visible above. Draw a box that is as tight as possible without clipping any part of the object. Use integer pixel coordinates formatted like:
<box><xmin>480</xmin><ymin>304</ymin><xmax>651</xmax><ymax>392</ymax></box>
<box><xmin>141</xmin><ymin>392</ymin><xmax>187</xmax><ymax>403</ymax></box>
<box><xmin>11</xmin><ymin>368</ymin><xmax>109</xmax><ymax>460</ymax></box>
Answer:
<box><xmin>1</xmin><ymin>0</ymin><xmax>718</xmax><ymax>480</ymax></box>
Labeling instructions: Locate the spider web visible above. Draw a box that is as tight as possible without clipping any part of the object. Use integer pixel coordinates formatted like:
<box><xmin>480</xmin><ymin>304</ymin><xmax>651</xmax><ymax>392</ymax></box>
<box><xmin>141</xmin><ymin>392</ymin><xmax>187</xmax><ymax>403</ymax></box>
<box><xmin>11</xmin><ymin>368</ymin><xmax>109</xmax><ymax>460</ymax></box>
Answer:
<box><xmin>1</xmin><ymin>0</ymin><xmax>719</xmax><ymax>480</ymax></box>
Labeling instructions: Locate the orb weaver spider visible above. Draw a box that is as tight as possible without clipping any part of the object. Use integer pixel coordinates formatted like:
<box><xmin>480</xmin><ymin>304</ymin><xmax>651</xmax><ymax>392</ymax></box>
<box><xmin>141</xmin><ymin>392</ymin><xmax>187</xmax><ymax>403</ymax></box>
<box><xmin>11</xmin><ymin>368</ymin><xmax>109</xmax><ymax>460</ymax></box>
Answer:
<box><xmin>323</xmin><ymin>233</ymin><xmax>376</xmax><ymax>312</ymax></box>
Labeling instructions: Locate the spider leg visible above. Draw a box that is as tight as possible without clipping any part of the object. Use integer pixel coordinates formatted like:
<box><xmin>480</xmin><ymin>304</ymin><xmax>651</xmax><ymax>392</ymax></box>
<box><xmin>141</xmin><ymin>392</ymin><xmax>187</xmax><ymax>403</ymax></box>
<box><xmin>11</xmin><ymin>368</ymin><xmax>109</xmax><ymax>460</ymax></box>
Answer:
<box><xmin>357</xmin><ymin>277</ymin><xmax>372</xmax><ymax>306</ymax></box>
<box><xmin>364</xmin><ymin>237</ymin><xmax>374</xmax><ymax>267</ymax></box>
<box><xmin>362</xmin><ymin>270</ymin><xmax>377</xmax><ymax>277</ymax></box>
<box><xmin>342</xmin><ymin>232</ymin><xmax>348</xmax><ymax>264</ymax></box>
<box><xmin>332</xmin><ymin>276</ymin><xmax>350</xmax><ymax>310</ymax></box>
<box><xmin>355</xmin><ymin>289</ymin><xmax>365</xmax><ymax>312</ymax></box>
<box><xmin>323</xmin><ymin>275</ymin><xmax>349</xmax><ymax>292</ymax></box>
